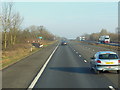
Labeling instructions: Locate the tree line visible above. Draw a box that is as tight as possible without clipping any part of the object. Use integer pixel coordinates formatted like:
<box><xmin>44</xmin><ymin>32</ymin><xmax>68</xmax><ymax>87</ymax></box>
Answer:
<box><xmin>77</xmin><ymin>29</ymin><xmax>119</xmax><ymax>43</ymax></box>
<box><xmin>1</xmin><ymin>3</ymin><xmax>55</xmax><ymax>50</ymax></box>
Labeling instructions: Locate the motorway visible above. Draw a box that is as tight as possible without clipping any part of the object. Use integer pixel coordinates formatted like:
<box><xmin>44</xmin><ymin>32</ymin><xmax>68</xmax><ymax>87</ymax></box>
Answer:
<box><xmin>34</xmin><ymin>41</ymin><xmax>119</xmax><ymax>89</ymax></box>
<box><xmin>2</xmin><ymin>41</ymin><xmax>119</xmax><ymax>89</ymax></box>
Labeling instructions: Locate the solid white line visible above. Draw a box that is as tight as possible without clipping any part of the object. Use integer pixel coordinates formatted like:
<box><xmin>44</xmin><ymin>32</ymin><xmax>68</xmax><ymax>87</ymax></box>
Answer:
<box><xmin>108</xmin><ymin>86</ymin><xmax>115</xmax><ymax>90</ymax></box>
<box><xmin>28</xmin><ymin>44</ymin><xmax>59</xmax><ymax>89</ymax></box>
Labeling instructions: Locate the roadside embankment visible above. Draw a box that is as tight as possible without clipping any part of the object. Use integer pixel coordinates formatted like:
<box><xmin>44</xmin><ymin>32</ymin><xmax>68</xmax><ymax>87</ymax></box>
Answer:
<box><xmin>76</xmin><ymin>41</ymin><xmax>119</xmax><ymax>51</ymax></box>
<box><xmin>1</xmin><ymin>40</ymin><xmax>57</xmax><ymax>70</ymax></box>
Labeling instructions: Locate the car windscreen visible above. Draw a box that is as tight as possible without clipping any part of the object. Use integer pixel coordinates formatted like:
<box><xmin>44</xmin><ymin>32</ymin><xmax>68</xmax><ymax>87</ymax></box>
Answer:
<box><xmin>62</xmin><ymin>41</ymin><xmax>66</xmax><ymax>43</ymax></box>
<box><xmin>105</xmin><ymin>38</ymin><xmax>109</xmax><ymax>39</ymax></box>
<box><xmin>99</xmin><ymin>54</ymin><xmax>118</xmax><ymax>59</ymax></box>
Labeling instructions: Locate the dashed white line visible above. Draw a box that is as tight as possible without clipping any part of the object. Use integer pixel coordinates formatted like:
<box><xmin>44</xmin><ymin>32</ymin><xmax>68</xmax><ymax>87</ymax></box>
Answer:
<box><xmin>79</xmin><ymin>55</ymin><xmax>81</xmax><ymax>57</ymax></box>
<box><xmin>28</xmin><ymin>44</ymin><xmax>59</xmax><ymax>89</ymax></box>
<box><xmin>84</xmin><ymin>60</ymin><xmax>87</xmax><ymax>63</ymax></box>
<box><xmin>108</xmin><ymin>86</ymin><xmax>115</xmax><ymax>90</ymax></box>
<box><xmin>76</xmin><ymin>52</ymin><xmax>78</xmax><ymax>54</ymax></box>
<box><xmin>93</xmin><ymin>49</ymin><xmax>94</xmax><ymax>51</ymax></box>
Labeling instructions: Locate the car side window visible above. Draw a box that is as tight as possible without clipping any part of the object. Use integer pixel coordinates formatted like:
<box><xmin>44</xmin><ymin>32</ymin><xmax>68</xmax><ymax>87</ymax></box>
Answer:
<box><xmin>99</xmin><ymin>55</ymin><xmax>103</xmax><ymax>59</ymax></box>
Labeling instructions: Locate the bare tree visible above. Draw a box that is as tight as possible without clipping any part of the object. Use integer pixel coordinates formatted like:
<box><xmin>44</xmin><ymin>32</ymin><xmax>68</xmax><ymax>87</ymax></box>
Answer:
<box><xmin>1</xmin><ymin>2</ymin><xmax>23</xmax><ymax>49</ymax></box>
<box><xmin>99</xmin><ymin>29</ymin><xmax>108</xmax><ymax>36</ymax></box>
<box><xmin>11</xmin><ymin>12</ymin><xmax>23</xmax><ymax>45</ymax></box>
<box><xmin>1</xmin><ymin>2</ymin><xmax>14</xmax><ymax>49</ymax></box>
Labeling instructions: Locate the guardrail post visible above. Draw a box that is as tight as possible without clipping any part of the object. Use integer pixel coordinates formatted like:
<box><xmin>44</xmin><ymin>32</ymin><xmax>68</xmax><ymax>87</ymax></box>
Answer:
<box><xmin>30</xmin><ymin>47</ymin><xmax>32</xmax><ymax>52</ymax></box>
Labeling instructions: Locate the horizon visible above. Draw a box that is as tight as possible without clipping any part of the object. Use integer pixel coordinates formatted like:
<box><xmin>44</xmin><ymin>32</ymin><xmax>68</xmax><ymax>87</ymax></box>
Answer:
<box><xmin>2</xmin><ymin>2</ymin><xmax>118</xmax><ymax>39</ymax></box>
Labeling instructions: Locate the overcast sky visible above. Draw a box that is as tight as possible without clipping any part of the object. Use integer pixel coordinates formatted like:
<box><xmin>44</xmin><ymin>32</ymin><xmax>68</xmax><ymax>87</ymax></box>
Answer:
<box><xmin>14</xmin><ymin>2</ymin><xmax>118</xmax><ymax>39</ymax></box>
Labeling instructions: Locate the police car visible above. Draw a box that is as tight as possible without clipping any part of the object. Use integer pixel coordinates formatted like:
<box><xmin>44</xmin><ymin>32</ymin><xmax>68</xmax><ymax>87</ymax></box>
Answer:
<box><xmin>90</xmin><ymin>51</ymin><xmax>120</xmax><ymax>74</ymax></box>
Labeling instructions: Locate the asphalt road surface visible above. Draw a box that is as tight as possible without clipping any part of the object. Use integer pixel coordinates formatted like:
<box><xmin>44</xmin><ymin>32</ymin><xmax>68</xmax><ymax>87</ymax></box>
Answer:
<box><xmin>2</xmin><ymin>41</ymin><xmax>119</xmax><ymax>89</ymax></box>
<box><xmin>34</xmin><ymin>41</ymin><xmax>119</xmax><ymax>89</ymax></box>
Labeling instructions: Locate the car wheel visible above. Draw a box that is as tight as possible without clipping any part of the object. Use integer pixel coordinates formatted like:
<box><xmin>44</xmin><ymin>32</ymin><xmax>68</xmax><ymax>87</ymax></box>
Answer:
<box><xmin>95</xmin><ymin>69</ymin><xmax>100</xmax><ymax>74</ymax></box>
<box><xmin>96</xmin><ymin>70</ymin><xmax>100</xmax><ymax>74</ymax></box>
<box><xmin>117</xmin><ymin>70</ymin><xmax>120</xmax><ymax>74</ymax></box>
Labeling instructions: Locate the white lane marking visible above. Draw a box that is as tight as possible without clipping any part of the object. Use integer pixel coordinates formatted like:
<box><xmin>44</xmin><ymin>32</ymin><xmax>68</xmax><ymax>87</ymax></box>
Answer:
<box><xmin>76</xmin><ymin>52</ymin><xmax>78</xmax><ymax>54</ymax></box>
<box><xmin>108</xmin><ymin>86</ymin><xmax>115</xmax><ymax>90</ymax></box>
<box><xmin>93</xmin><ymin>49</ymin><xmax>94</xmax><ymax>51</ymax></box>
<box><xmin>79</xmin><ymin>55</ymin><xmax>81</xmax><ymax>57</ymax></box>
<box><xmin>74</xmin><ymin>50</ymin><xmax>75</xmax><ymax>51</ymax></box>
<box><xmin>84</xmin><ymin>60</ymin><xmax>87</xmax><ymax>63</ymax></box>
<box><xmin>28</xmin><ymin>44</ymin><xmax>59</xmax><ymax>89</ymax></box>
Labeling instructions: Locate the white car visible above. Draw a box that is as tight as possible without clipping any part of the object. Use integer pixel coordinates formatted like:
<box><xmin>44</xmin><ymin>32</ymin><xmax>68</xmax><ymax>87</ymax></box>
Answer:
<box><xmin>90</xmin><ymin>51</ymin><xmax>120</xmax><ymax>74</ymax></box>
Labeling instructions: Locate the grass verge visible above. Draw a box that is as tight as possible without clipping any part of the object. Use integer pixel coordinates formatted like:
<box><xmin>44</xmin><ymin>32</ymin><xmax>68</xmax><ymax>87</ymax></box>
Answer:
<box><xmin>75</xmin><ymin>41</ymin><xmax>119</xmax><ymax>51</ymax></box>
<box><xmin>1</xmin><ymin>40</ymin><xmax>57</xmax><ymax>70</ymax></box>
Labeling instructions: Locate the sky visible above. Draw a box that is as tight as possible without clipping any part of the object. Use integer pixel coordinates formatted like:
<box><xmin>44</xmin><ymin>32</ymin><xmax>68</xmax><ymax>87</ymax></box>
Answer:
<box><xmin>13</xmin><ymin>2</ymin><xmax>118</xmax><ymax>39</ymax></box>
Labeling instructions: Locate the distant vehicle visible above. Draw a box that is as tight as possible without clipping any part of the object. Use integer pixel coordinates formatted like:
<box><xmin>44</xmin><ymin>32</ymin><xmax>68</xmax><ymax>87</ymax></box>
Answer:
<box><xmin>61</xmin><ymin>41</ymin><xmax>67</xmax><ymax>45</ymax></box>
<box><xmin>90</xmin><ymin>51</ymin><xmax>120</xmax><ymax>74</ymax></box>
<box><xmin>80</xmin><ymin>37</ymin><xmax>85</xmax><ymax>41</ymax></box>
<box><xmin>99</xmin><ymin>35</ymin><xmax>110</xmax><ymax>43</ymax></box>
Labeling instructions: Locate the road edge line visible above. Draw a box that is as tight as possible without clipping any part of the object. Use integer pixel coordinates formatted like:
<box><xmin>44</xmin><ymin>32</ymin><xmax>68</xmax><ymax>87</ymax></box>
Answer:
<box><xmin>28</xmin><ymin>44</ymin><xmax>59</xmax><ymax>89</ymax></box>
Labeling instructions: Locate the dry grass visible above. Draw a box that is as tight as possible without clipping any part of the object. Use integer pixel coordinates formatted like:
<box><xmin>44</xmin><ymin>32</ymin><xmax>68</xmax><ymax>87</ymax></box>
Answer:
<box><xmin>1</xmin><ymin>40</ymin><xmax>57</xmax><ymax>70</ymax></box>
<box><xmin>80</xmin><ymin>41</ymin><xmax>119</xmax><ymax>50</ymax></box>
<box><xmin>1</xmin><ymin>44</ymin><xmax>36</xmax><ymax>69</ymax></box>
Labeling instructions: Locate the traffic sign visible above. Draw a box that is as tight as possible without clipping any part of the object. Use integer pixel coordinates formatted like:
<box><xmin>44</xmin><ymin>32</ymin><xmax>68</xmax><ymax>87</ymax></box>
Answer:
<box><xmin>38</xmin><ymin>37</ymin><xmax>42</xmax><ymax>39</ymax></box>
